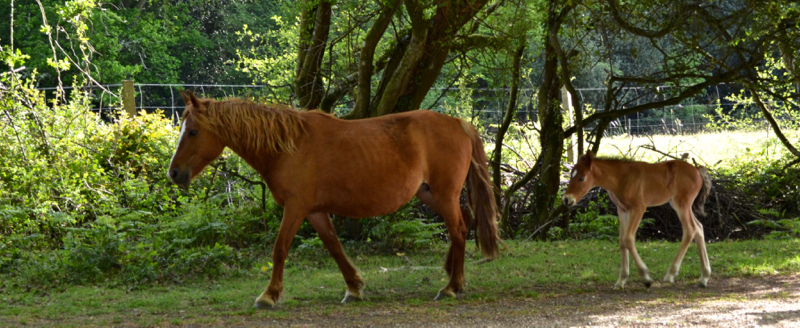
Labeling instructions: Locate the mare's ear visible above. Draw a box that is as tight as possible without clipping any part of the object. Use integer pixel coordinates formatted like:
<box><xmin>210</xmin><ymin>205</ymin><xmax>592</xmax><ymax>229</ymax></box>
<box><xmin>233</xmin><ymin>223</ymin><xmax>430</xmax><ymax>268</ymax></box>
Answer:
<box><xmin>184</xmin><ymin>90</ymin><xmax>207</xmax><ymax>113</ymax></box>
<box><xmin>180</xmin><ymin>90</ymin><xmax>191</xmax><ymax>105</ymax></box>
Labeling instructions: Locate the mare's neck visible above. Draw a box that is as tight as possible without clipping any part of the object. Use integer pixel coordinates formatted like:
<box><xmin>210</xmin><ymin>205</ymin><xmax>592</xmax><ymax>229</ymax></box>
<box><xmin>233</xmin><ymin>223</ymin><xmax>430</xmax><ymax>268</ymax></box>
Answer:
<box><xmin>225</xmin><ymin>143</ymin><xmax>282</xmax><ymax>176</ymax></box>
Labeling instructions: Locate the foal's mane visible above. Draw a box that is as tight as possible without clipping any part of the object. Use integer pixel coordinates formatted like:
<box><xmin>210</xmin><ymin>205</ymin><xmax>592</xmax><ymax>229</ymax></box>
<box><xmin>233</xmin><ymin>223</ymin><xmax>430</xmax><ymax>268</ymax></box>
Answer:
<box><xmin>185</xmin><ymin>98</ymin><xmax>306</xmax><ymax>154</ymax></box>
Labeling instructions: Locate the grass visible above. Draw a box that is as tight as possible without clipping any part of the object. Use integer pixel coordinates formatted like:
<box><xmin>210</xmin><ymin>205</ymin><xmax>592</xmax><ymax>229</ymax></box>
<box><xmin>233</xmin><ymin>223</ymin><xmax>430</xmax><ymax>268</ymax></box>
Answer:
<box><xmin>598</xmin><ymin>130</ymin><xmax>793</xmax><ymax>166</ymax></box>
<box><xmin>2</xmin><ymin>238</ymin><xmax>798</xmax><ymax>326</ymax></box>
<box><xmin>497</xmin><ymin>128</ymin><xmax>797</xmax><ymax>171</ymax></box>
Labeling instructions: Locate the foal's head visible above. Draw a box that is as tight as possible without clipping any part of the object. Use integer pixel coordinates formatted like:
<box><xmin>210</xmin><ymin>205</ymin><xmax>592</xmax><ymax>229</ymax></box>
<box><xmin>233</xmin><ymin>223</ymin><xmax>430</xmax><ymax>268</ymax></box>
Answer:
<box><xmin>562</xmin><ymin>151</ymin><xmax>596</xmax><ymax>207</ymax></box>
<box><xmin>167</xmin><ymin>90</ymin><xmax>225</xmax><ymax>187</ymax></box>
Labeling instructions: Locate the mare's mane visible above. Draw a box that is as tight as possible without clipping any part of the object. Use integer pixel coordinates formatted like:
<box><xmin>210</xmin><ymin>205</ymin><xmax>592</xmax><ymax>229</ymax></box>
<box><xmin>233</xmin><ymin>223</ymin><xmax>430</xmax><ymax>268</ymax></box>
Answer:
<box><xmin>184</xmin><ymin>98</ymin><xmax>307</xmax><ymax>154</ymax></box>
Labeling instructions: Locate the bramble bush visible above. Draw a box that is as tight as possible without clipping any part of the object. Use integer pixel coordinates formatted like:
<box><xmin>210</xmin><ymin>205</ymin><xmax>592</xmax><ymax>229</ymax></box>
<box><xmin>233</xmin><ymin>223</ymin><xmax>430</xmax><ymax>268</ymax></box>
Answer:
<box><xmin>0</xmin><ymin>56</ymin><xmax>445</xmax><ymax>290</ymax></box>
<box><xmin>0</xmin><ymin>64</ymin><xmax>273</xmax><ymax>288</ymax></box>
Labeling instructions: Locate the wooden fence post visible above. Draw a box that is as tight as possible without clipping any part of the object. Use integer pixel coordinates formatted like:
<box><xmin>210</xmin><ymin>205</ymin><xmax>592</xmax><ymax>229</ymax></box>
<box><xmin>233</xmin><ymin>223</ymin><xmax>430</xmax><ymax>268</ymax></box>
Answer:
<box><xmin>122</xmin><ymin>80</ymin><xmax>136</xmax><ymax>117</ymax></box>
<box><xmin>561</xmin><ymin>86</ymin><xmax>575</xmax><ymax>163</ymax></box>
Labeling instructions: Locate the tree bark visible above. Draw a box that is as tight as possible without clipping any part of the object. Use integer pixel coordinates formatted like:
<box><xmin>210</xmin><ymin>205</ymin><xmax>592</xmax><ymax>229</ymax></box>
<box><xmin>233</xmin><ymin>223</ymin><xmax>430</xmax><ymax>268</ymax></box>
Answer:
<box><xmin>524</xmin><ymin>1</ymin><xmax>572</xmax><ymax>236</ymax></box>
<box><xmin>492</xmin><ymin>45</ymin><xmax>525</xmax><ymax>233</ymax></box>
<box><xmin>295</xmin><ymin>0</ymin><xmax>332</xmax><ymax>110</ymax></box>
<box><xmin>347</xmin><ymin>0</ymin><xmax>401</xmax><ymax>118</ymax></box>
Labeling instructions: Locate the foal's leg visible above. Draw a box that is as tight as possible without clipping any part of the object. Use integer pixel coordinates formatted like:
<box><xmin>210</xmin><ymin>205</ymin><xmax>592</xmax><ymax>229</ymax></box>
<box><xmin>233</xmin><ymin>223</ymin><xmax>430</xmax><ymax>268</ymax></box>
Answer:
<box><xmin>614</xmin><ymin>208</ymin><xmax>631</xmax><ymax>290</ymax></box>
<box><xmin>615</xmin><ymin>206</ymin><xmax>652</xmax><ymax>289</ymax></box>
<box><xmin>664</xmin><ymin>203</ymin><xmax>711</xmax><ymax>287</ymax></box>
<box><xmin>306</xmin><ymin>212</ymin><xmax>366</xmax><ymax>302</ymax></box>
<box><xmin>416</xmin><ymin>187</ymin><xmax>467</xmax><ymax>300</ymax></box>
<box><xmin>663</xmin><ymin>202</ymin><xmax>696</xmax><ymax>284</ymax></box>
<box><xmin>692</xmin><ymin>214</ymin><xmax>712</xmax><ymax>287</ymax></box>
<box><xmin>254</xmin><ymin>206</ymin><xmax>307</xmax><ymax>309</ymax></box>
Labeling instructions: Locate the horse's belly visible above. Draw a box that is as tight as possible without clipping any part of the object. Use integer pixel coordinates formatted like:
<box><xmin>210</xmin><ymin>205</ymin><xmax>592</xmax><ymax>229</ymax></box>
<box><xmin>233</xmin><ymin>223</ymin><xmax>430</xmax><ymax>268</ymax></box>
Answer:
<box><xmin>314</xmin><ymin>179</ymin><xmax>420</xmax><ymax>218</ymax></box>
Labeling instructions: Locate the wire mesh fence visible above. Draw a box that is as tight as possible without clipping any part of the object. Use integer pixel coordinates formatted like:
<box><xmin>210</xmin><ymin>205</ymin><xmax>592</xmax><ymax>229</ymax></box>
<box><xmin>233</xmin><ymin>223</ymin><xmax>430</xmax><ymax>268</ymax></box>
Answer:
<box><xmin>38</xmin><ymin>82</ymin><xmax>774</xmax><ymax>136</ymax></box>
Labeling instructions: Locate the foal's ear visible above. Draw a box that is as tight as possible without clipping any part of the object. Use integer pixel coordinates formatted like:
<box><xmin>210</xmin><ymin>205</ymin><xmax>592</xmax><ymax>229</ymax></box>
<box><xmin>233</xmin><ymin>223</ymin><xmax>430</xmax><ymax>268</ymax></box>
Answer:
<box><xmin>581</xmin><ymin>150</ymin><xmax>594</xmax><ymax>166</ymax></box>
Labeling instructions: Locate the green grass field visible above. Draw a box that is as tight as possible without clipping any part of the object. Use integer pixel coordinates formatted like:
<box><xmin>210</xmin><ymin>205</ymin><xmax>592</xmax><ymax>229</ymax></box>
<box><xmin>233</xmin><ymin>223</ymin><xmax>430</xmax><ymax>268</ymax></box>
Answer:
<box><xmin>499</xmin><ymin>128</ymin><xmax>795</xmax><ymax>171</ymax></box>
<box><xmin>3</xmin><ymin>239</ymin><xmax>798</xmax><ymax>327</ymax></box>
<box><xmin>598</xmin><ymin>130</ymin><xmax>790</xmax><ymax>166</ymax></box>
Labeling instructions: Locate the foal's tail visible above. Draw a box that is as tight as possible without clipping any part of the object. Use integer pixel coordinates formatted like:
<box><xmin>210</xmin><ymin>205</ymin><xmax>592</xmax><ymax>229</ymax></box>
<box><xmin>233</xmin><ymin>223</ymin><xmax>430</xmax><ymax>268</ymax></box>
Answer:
<box><xmin>692</xmin><ymin>167</ymin><xmax>712</xmax><ymax>217</ymax></box>
<box><xmin>460</xmin><ymin>120</ymin><xmax>502</xmax><ymax>260</ymax></box>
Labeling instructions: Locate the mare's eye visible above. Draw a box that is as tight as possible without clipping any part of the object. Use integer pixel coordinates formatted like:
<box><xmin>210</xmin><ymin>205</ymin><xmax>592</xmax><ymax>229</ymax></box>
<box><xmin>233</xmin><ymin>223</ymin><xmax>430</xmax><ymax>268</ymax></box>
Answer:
<box><xmin>189</xmin><ymin>130</ymin><xmax>199</xmax><ymax>136</ymax></box>
<box><xmin>579</xmin><ymin>177</ymin><xmax>585</xmax><ymax>182</ymax></box>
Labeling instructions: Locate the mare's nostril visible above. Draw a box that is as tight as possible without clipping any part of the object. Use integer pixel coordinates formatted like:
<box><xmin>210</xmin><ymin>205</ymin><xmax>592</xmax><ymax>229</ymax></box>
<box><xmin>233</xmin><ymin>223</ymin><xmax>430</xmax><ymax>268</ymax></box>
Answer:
<box><xmin>169</xmin><ymin>168</ymin><xmax>179</xmax><ymax>180</ymax></box>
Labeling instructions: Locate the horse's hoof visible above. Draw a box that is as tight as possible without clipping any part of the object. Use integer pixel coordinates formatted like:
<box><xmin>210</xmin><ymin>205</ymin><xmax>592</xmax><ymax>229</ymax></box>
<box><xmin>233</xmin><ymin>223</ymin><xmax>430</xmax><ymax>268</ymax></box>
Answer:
<box><xmin>434</xmin><ymin>289</ymin><xmax>456</xmax><ymax>301</ymax></box>
<box><xmin>644</xmin><ymin>280</ymin><xmax>652</xmax><ymax>288</ymax></box>
<box><xmin>254</xmin><ymin>299</ymin><xmax>275</xmax><ymax>309</ymax></box>
<box><xmin>341</xmin><ymin>289</ymin><xmax>363</xmax><ymax>304</ymax></box>
<box><xmin>697</xmin><ymin>280</ymin><xmax>708</xmax><ymax>288</ymax></box>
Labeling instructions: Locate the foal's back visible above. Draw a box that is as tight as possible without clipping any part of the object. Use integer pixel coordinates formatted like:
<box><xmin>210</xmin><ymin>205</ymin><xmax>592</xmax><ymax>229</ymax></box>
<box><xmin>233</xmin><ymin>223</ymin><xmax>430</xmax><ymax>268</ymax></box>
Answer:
<box><xmin>611</xmin><ymin>159</ymin><xmax>703</xmax><ymax>207</ymax></box>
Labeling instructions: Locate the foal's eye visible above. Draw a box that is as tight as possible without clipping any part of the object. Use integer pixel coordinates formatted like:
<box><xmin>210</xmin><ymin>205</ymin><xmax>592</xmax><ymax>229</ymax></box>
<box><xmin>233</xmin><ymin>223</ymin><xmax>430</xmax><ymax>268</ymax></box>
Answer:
<box><xmin>189</xmin><ymin>130</ymin><xmax>199</xmax><ymax>136</ymax></box>
<box><xmin>579</xmin><ymin>177</ymin><xmax>585</xmax><ymax>182</ymax></box>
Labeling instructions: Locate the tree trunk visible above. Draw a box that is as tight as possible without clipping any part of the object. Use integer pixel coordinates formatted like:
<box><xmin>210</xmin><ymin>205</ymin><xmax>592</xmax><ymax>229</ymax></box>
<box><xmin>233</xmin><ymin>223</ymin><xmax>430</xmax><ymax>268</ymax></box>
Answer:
<box><xmin>295</xmin><ymin>0</ymin><xmax>332</xmax><ymax>110</ymax></box>
<box><xmin>492</xmin><ymin>45</ymin><xmax>525</xmax><ymax>233</ymax></box>
<box><xmin>344</xmin><ymin>0</ymin><xmax>490</xmax><ymax>118</ymax></box>
<box><xmin>525</xmin><ymin>1</ymin><xmax>569</xmax><ymax>236</ymax></box>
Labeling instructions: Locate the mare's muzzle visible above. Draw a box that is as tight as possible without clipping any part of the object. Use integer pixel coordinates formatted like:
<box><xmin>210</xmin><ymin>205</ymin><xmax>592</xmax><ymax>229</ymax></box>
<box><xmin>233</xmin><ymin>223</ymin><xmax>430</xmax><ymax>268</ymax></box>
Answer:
<box><xmin>168</xmin><ymin>168</ymin><xmax>191</xmax><ymax>187</ymax></box>
<box><xmin>562</xmin><ymin>195</ymin><xmax>576</xmax><ymax>207</ymax></box>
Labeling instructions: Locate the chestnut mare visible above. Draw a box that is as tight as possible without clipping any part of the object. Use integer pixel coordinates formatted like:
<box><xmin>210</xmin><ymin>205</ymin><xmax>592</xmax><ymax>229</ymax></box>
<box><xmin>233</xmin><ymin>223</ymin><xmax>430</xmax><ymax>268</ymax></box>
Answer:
<box><xmin>168</xmin><ymin>91</ymin><xmax>501</xmax><ymax>308</ymax></box>
<box><xmin>562</xmin><ymin>151</ymin><xmax>712</xmax><ymax>289</ymax></box>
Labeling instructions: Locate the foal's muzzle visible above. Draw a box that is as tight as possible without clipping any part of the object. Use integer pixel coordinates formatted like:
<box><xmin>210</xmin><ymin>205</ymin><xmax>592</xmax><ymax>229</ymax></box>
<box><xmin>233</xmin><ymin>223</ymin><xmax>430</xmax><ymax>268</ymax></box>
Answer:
<box><xmin>562</xmin><ymin>195</ymin><xmax>576</xmax><ymax>207</ymax></box>
<box><xmin>168</xmin><ymin>168</ymin><xmax>191</xmax><ymax>187</ymax></box>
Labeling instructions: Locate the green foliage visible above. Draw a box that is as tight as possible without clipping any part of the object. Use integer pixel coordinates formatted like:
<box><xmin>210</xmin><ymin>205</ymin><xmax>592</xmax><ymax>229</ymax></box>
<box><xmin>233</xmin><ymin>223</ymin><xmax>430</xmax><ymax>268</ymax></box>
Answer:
<box><xmin>366</xmin><ymin>200</ymin><xmax>444</xmax><ymax>252</ymax></box>
<box><xmin>706</xmin><ymin>57</ymin><xmax>800</xmax><ymax>133</ymax></box>
<box><xmin>0</xmin><ymin>61</ymin><xmax>270</xmax><ymax>288</ymax></box>
<box><xmin>1</xmin><ymin>0</ymin><xmax>283</xmax><ymax>85</ymax></box>
<box><xmin>548</xmin><ymin>193</ymin><xmax>654</xmax><ymax>241</ymax></box>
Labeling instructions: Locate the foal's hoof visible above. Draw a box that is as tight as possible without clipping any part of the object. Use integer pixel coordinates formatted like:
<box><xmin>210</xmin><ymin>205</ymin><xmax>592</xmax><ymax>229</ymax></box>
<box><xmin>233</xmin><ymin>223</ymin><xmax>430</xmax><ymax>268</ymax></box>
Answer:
<box><xmin>697</xmin><ymin>276</ymin><xmax>709</xmax><ymax>288</ymax></box>
<box><xmin>644</xmin><ymin>280</ymin><xmax>652</xmax><ymax>288</ymax></box>
<box><xmin>434</xmin><ymin>288</ymin><xmax>456</xmax><ymax>301</ymax></box>
<box><xmin>341</xmin><ymin>289</ymin><xmax>363</xmax><ymax>304</ymax></box>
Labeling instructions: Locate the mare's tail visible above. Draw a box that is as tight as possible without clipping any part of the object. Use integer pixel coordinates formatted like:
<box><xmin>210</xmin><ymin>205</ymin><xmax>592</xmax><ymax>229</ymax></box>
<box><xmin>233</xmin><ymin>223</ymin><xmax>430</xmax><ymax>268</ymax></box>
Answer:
<box><xmin>692</xmin><ymin>167</ymin><xmax>712</xmax><ymax>217</ymax></box>
<box><xmin>459</xmin><ymin>120</ymin><xmax>502</xmax><ymax>260</ymax></box>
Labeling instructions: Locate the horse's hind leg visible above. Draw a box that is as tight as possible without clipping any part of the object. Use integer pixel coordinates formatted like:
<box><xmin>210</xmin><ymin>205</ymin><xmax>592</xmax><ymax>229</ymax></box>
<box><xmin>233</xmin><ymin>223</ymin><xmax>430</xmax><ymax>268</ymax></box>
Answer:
<box><xmin>416</xmin><ymin>187</ymin><xmax>467</xmax><ymax>300</ymax></box>
<box><xmin>306</xmin><ymin>212</ymin><xmax>366</xmax><ymax>302</ymax></box>
<box><xmin>254</xmin><ymin>205</ymin><xmax>307</xmax><ymax>309</ymax></box>
<box><xmin>615</xmin><ymin>206</ymin><xmax>653</xmax><ymax>290</ymax></box>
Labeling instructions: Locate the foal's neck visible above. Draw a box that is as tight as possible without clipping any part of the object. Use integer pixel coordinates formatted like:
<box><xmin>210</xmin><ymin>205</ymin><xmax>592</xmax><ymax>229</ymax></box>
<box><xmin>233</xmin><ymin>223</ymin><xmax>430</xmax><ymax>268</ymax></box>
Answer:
<box><xmin>591</xmin><ymin>158</ymin><xmax>626</xmax><ymax>194</ymax></box>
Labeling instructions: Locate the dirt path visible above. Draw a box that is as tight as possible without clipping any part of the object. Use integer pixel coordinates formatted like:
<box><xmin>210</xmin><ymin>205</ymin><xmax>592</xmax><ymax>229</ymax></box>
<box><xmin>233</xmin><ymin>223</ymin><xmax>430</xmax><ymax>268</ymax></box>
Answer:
<box><xmin>10</xmin><ymin>274</ymin><xmax>799</xmax><ymax>327</ymax></box>
<box><xmin>235</xmin><ymin>274</ymin><xmax>800</xmax><ymax>327</ymax></box>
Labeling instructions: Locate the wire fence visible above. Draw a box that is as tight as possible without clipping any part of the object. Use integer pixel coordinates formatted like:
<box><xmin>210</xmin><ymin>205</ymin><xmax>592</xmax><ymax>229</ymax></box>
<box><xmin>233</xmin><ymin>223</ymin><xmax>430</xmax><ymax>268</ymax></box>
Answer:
<box><xmin>37</xmin><ymin>82</ymin><xmax>774</xmax><ymax>136</ymax></box>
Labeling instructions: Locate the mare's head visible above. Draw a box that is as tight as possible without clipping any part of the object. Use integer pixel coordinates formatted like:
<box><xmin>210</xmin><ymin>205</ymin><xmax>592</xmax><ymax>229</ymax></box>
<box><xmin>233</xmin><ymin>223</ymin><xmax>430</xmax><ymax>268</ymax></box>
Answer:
<box><xmin>167</xmin><ymin>90</ymin><xmax>225</xmax><ymax>187</ymax></box>
<box><xmin>562</xmin><ymin>151</ymin><xmax>596</xmax><ymax>207</ymax></box>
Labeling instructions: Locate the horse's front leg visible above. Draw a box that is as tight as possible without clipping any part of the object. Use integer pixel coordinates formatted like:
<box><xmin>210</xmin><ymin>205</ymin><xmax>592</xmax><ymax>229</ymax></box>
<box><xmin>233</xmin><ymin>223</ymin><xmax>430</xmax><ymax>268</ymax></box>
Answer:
<box><xmin>306</xmin><ymin>212</ymin><xmax>365</xmax><ymax>303</ymax></box>
<box><xmin>254</xmin><ymin>205</ymin><xmax>308</xmax><ymax>309</ymax></box>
